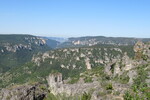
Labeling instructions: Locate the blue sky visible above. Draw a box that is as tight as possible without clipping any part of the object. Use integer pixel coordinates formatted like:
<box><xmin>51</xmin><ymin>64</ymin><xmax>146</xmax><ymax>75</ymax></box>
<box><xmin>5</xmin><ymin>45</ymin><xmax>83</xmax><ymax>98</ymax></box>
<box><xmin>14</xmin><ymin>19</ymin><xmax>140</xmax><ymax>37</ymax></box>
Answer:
<box><xmin>0</xmin><ymin>0</ymin><xmax>150</xmax><ymax>38</ymax></box>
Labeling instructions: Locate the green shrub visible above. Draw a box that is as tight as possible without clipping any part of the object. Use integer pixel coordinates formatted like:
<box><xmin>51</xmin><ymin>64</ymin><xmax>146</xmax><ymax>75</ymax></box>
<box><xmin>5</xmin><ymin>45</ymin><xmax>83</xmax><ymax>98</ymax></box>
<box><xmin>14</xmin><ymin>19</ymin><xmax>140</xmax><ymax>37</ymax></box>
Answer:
<box><xmin>106</xmin><ymin>83</ymin><xmax>113</xmax><ymax>90</ymax></box>
<box><xmin>81</xmin><ymin>92</ymin><xmax>91</xmax><ymax>100</ymax></box>
<box><xmin>110</xmin><ymin>63</ymin><xmax>116</xmax><ymax>73</ymax></box>
<box><xmin>68</xmin><ymin>77</ymin><xmax>79</xmax><ymax>84</ymax></box>
<box><xmin>97</xmin><ymin>91</ymin><xmax>107</xmax><ymax>97</ymax></box>
<box><xmin>113</xmin><ymin>91</ymin><xmax>120</xmax><ymax>96</ymax></box>
<box><xmin>133</xmin><ymin>66</ymin><xmax>148</xmax><ymax>89</ymax></box>
<box><xmin>44</xmin><ymin>93</ymin><xmax>57</xmax><ymax>100</ymax></box>
<box><xmin>84</xmin><ymin>77</ymin><xmax>93</xmax><ymax>83</ymax></box>
<box><xmin>119</xmin><ymin>75</ymin><xmax>130</xmax><ymax>84</ymax></box>
<box><xmin>142</xmin><ymin>55</ymin><xmax>148</xmax><ymax>61</ymax></box>
<box><xmin>39</xmin><ymin>85</ymin><xmax>47</xmax><ymax>90</ymax></box>
<box><xmin>123</xmin><ymin>91</ymin><xmax>134</xmax><ymax>100</ymax></box>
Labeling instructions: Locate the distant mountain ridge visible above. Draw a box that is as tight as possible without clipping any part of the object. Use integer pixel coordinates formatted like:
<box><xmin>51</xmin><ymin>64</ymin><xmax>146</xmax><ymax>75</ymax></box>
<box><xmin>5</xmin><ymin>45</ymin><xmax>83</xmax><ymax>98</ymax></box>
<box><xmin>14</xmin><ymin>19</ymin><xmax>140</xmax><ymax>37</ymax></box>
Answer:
<box><xmin>58</xmin><ymin>36</ymin><xmax>150</xmax><ymax>48</ymax></box>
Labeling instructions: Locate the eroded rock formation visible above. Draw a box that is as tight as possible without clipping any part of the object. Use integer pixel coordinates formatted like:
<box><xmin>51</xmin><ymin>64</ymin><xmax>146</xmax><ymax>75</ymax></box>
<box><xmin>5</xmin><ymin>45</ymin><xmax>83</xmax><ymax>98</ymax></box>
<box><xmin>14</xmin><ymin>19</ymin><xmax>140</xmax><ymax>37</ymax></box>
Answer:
<box><xmin>0</xmin><ymin>83</ymin><xmax>47</xmax><ymax>100</ymax></box>
<box><xmin>46</xmin><ymin>72</ymin><xmax>99</xmax><ymax>96</ymax></box>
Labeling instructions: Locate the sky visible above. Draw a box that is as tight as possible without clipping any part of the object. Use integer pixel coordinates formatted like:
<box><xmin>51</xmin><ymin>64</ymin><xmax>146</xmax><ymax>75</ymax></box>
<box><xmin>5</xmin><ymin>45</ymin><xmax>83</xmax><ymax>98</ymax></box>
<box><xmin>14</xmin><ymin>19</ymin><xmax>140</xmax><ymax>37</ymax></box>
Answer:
<box><xmin>0</xmin><ymin>0</ymin><xmax>150</xmax><ymax>38</ymax></box>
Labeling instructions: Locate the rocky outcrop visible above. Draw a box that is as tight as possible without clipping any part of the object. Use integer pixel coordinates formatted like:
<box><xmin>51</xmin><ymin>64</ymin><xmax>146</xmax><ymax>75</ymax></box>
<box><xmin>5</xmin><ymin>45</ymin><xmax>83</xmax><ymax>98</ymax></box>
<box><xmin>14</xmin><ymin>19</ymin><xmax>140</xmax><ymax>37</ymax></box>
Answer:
<box><xmin>134</xmin><ymin>41</ymin><xmax>150</xmax><ymax>61</ymax></box>
<box><xmin>105</xmin><ymin>41</ymin><xmax>150</xmax><ymax>85</ymax></box>
<box><xmin>3</xmin><ymin>43</ymin><xmax>32</xmax><ymax>52</ymax></box>
<box><xmin>105</xmin><ymin>52</ymin><xmax>138</xmax><ymax>85</ymax></box>
<box><xmin>85</xmin><ymin>57</ymin><xmax>92</xmax><ymax>69</ymax></box>
<box><xmin>0</xmin><ymin>83</ymin><xmax>47</xmax><ymax>100</ymax></box>
<box><xmin>46</xmin><ymin>73</ymin><xmax>99</xmax><ymax>96</ymax></box>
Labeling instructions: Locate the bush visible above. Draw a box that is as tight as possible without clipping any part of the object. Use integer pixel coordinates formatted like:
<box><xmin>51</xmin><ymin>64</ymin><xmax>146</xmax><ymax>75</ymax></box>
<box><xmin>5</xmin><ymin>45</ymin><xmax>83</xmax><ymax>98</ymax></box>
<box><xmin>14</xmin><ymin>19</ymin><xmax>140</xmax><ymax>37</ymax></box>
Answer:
<box><xmin>133</xmin><ymin>66</ymin><xmax>148</xmax><ymax>89</ymax></box>
<box><xmin>113</xmin><ymin>91</ymin><xmax>120</xmax><ymax>96</ymax></box>
<box><xmin>119</xmin><ymin>75</ymin><xmax>130</xmax><ymax>84</ymax></box>
<box><xmin>44</xmin><ymin>93</ymin><xmax>57</xmax><ymax>100</ymax></box>
<box><xmin>123</xmin><ymin>91</ymin><xmax>134</xmax><ymax>100</ymax></box>
<box><xmin>84</xmin><ymin>77</ymin><xmax>93</xmax><ymax>83</ymax></box>
<box><xmin>68</xmin><ymin>77</ymin><xmax>79</xmax><ymax>84</ymax></box>
<box><xmin>106</xmin><ymin>83</ymin><xmax>113</xmax><ymax>90</ymax></box>
<box><xmin>97</xmin><ymin>91</ymin><xmax>107</xmax><ymax>97</ymax></box>
<box><xmin>81</xmin><ymin>92</ymin><xmax>91</xmax><ymax>100</ymax></box>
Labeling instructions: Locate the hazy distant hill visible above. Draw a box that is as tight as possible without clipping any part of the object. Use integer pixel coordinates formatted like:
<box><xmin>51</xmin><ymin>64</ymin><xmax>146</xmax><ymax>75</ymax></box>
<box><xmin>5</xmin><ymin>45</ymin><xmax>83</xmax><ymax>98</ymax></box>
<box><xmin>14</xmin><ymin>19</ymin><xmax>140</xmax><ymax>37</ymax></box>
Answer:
<box><xmin>58</xmin><ymin>36</ymin><xmax>150</xmax><ymax>48</ymax></box>
<box><xmin>39</xmin><ymin>37</ymin><xmax>60</xmax><ymax>48</ymax></box>
<box><xmin>46</xmin><ymin>37</ymin><xmax>68</xmax><ymax>43</ymax></box>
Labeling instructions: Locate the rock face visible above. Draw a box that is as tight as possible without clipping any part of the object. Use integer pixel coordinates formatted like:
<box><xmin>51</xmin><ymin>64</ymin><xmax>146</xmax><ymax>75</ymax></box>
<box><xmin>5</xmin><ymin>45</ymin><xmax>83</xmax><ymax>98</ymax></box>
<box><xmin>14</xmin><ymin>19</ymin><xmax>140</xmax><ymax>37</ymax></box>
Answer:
<box><xmin>46</xmin><ymin>73</ymin><xmax>99</xmax><ymax>96</ymax></box>
<box><xmin>122</xmin><ymin>52</ymin><xmax>136</xmax><ymax>71</ymax></box>
<box><xmin>105</xmin><ymin>41</ymin><xmax>150</xmax><ymax>85</ymax></box>
<box><xmin>0</xmin><ymin>83</ymin><xmax>47</xmax><ymax>100</ymax></box>
<box><xmin>85</xmin><ymin>57</ymin><xmax>92</xmax><ymax>69</ymax></box>
<box><xmin>134</xmin><ymin>41</ymin><xmax>145</xmax><ymax>60</ymax></box>
<box><xmin>134</xmin><ymin>41</ymin><xmax>150</xmax><ymax>61</ymax></box>
<box><xmin>47</xmin><ymin>73</ymin><xmax>63</xmax><ymax>90</ymax></box>
<box><xmin>104</xmin><ymin>52</ymin><xmax>139</xmax><ymax>85</ymax></box>
<box><xmin>3</xmin><ymin>43</ymin><xmax>32</xmax><ymax>52</ymax></box>
<box><xmin>133</xmin><ymin>41</ymin><xmax>145</xmax><ymax>52</ymax></box>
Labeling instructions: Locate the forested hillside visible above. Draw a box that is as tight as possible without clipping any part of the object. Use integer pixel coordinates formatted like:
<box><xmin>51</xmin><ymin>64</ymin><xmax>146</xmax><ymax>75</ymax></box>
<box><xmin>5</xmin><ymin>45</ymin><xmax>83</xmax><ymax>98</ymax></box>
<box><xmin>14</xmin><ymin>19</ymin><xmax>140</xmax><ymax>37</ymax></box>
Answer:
<box><xmin>0</xmin><ymin>35</ymin><xmax>58</xmax><ymax>73</ymax></box>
